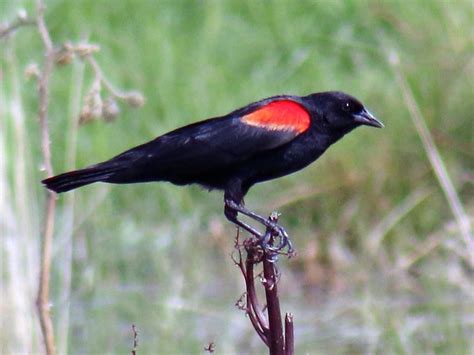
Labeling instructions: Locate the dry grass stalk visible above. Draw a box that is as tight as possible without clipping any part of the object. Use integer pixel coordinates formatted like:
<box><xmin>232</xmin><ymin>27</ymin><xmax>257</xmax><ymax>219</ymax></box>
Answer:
<box><xmin>34</xmin><ymin>1</ymin><xmax>57</xmax><ymax>354</ymax></box>
<box><xmin>389</xmin><ymin>51</ymin><xmax>473</xmax><ymax>267</ymax></box>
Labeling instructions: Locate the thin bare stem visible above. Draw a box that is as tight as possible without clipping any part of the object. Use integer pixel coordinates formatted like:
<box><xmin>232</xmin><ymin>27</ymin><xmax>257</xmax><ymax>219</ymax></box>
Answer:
<box><xmin>131</xmin><ymin>324</ymin><xmax>138</xmax><ymax>355</ymax></box>
<box><xmin>37</xmin><ymin>195</ymin><xmax>56</xmax><ymax>355</ymax></box>
<box><xmin>245</xmin><ymin>251</ymin><xmax>269</xmax><ymax>334</ymax></box>
<box><xmin>233</xmin><ymin>236</ymin><xmax>269</xmax><ymax>345</ymax></box>
<box><xmin>35</xmin><ymin>1</ymin><xmax>57</xmax><ymax>354</ymax></box>
<box><xmin>284</xmin><ymin>313</ymin><xmax>294</xmax><ymax>355</ymax></box>
<box><xmin>85</xmin><ymin>55</ymin><xmax>129</xmax><ymax>100</ymax></box>
<box><xmin>262</xmin><ymin>251</ymin><xmax>284</xmax><ymax>355</ymax></box>
<box><xmin>0</xmin><ymin>16</ymin><xmax>36</xmax><ymax>39</ymax></box>
<box><xmin>36</xmin><ymin>0</ymin><xmax>54</xmax><ymax>176</ymax></box>
<box><xmin>389</xmin><ymin>51</ymin><xmax>473</xmax><ymax>266</ymax></box>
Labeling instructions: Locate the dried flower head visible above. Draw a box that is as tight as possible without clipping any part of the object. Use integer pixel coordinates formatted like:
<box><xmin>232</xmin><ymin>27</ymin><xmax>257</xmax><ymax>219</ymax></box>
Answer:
<box><xmin>80</xmin><ymin>79</ymin><xmax>103</xmax><ymax>124</ymax></box>
<box><xmin>125</xmin><ymin>91</ymin><xmax>145</xmax><ymax>108</ymax></box>
<box><xmin>24</xmin><ymin>63</ymin><xmax>40</xmax><ymax>80</ymax></box>
<box><xmin>90</xmin><ymin>88</ymin><xmax>103</xmax><ymax>119</ymax></box>
<box><xmin>79</xmin><ymin>104</ymin><xmax>93</xmax><ymax>125</ymax></box>
<box><xmin>17</xmin><ymin>9</ymin><xmax>28</xmax><ymax>21</ymax></box>
<box><xmin>55</xmin><ymin>43</ymin><xmax>74</xmax><ymax>66</ymax></box>
<box><xmin>56</xmin><ymin>51</ymin><xmax>74</xmax><ymax>66</ymax></box>
<box><xmin>75</xmin><ymin>43</ymin><xmax>100</xmax><ymax>58</ymax></box>
<box><xmin>103</xmin><ymin>97</ymin><xmax>120</xmax><ymax>122</ymax></box>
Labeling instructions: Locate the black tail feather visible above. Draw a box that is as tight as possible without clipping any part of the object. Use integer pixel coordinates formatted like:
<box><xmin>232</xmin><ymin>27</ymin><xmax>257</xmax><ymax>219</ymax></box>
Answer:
<box><xmin>42</xmin><ymin>164</ymin><xmax>118</xmax><ymax>193</ymax></box>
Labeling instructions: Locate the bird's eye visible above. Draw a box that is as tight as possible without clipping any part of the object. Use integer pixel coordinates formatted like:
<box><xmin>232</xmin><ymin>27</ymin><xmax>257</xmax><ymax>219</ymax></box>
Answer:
<box><xmin>342</xmin><ymin>102</ymin><xmax>352</xmax><ymax>112</ymax></box>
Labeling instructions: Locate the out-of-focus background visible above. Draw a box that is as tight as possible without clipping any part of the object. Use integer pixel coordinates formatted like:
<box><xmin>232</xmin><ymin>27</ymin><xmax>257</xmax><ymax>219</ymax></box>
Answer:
<box><xmin>1</xmin><ymin>0</ymin><xmax>473</xmax><ymax>354</ymax></box>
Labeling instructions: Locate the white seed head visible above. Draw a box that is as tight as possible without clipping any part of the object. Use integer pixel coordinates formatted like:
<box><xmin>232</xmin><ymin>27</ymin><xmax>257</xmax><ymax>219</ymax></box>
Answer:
<box><xmin>125</xmin><ymin>91</ymin><xmax>145</xmax><ymax>108</ymax></box>
<box><xmin>17</xmin><ymin>9</ymin><xmax>27</xmax><ymax>21</ymax></box>
<box><xmin>24</xmin><ymin>63</ymin><xmax>40</xmax><ymax>80</ymax></box>
<box><xmin>103</xmin><ymin>97</ymin><xmax>120</xmax><ymax>122</ymax></box>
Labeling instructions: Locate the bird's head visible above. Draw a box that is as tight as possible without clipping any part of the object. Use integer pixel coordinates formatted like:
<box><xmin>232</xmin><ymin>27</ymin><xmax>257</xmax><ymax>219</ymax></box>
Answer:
<box><xmin>309</xmin><ymin>91</ymin><xmax>384</xmax><ymax>133</ymax></box>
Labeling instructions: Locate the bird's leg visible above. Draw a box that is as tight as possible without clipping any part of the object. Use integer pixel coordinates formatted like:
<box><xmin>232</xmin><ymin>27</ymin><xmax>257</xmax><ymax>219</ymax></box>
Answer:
<box><xmin>224</xmin><ymin>203</ymin><xmax>264</xmax><ymax>240</ymax></box>
<box><xmin>225</xmin><ymin>199</ymin><xmax>292</xmax><ymax>253</ymax></box>
<box><xmin>225</xmin><ymin>199</ymin><xmax>286</xmax><ymax>234</ymax></box>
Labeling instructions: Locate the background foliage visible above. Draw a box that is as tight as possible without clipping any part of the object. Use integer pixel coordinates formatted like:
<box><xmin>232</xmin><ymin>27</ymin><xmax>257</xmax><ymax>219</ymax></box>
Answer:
<box><xmin>1</xmin><ymin>0</ymin><xmax>472</xmax><ymax>353</ymax></box>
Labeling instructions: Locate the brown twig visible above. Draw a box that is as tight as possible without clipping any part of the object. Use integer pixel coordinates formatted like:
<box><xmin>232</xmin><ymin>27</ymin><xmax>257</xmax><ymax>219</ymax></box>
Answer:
<box><xmin>85</xmin><ymin>55</ymin><xmax>128</xmax><ymax>100</ymax></box>
<box><xmin>131</xmin><ymin>324</ymin><xmax>138</xmax><ymax>355</ymax></box>
<box><xmin>232</xmin><ymin>234</ymin><xmax>269</xmax><ymax>345</ymax></box>
<box><xmin>203</xmin><ymin>342</ymin><xmax>215</xmax><ymax>353</ymax></box>
<box><xmin>72</xmin><ymin>49</ymin><xmax>144</xmax><ymax>124</ymax></box>
<box><xmin>34</xmin><ymin>1</ymin><xmax>57</xmax><ymax>354</ymax></box>
<box><xmin>0</xmin><ymin>13</ymin><xmax>36</xmax><ymax>39</ymax></box>
<box><xmin>284</xmin><ymin>313</ymin><xmax>294</xmax><ymax>355</ymax></box>
<box><xmin>245</xmin><ymin>248</ymin><xmax>270</xmax><ymax>345</ymax></box>
<box><xmin>262</xmin><ymin>235</ymin><xmax>284</xmax><ymax>355</ymax></box>
<box><xmin>233</xmin><ymin>214</ymin><xmax>295</xmax><ymax>354</ymax></box>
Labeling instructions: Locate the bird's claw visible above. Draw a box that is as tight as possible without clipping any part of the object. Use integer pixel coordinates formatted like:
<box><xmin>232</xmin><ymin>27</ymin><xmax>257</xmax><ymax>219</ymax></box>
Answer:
<box><xmin>257</xmin><ymin>221</ymin><xmax>295</xmax><ymax>258</ymax></box>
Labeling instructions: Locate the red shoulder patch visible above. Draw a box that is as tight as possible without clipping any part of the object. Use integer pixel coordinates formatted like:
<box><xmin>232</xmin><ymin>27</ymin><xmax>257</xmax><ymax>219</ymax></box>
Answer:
<box><xmin>241</xmin><ymin>100</ymin><xmax>311</xmax><ymax>133</ymax></box>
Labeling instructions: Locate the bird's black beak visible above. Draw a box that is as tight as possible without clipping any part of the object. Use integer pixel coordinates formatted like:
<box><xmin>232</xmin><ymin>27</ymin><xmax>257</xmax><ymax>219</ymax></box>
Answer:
<box><xmin>353</xmin><ymin>109</ymin><xmax>384</xmax><ymax>128</ymax></box>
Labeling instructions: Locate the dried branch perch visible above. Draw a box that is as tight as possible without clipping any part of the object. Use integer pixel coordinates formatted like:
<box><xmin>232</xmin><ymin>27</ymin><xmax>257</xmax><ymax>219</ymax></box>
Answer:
<box><xmin>233</xmin><ymin>214</ymin><xmax>295</xmax><ymax>354</ymax></box>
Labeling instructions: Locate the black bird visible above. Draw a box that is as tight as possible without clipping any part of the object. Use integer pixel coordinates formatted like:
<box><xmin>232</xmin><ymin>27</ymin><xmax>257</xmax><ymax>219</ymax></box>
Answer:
<box><xmin>43</xmin><ymin>91</ymin><xmax>383</xmax><ymax>250</ymax></box>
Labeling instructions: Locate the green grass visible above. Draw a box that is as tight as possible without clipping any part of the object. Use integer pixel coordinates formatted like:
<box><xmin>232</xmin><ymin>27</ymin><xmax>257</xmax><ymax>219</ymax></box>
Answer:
<box><xmin>1</xmin><ymin>0</ymin><xmax>473</xmax><ymax>353</ymax></box>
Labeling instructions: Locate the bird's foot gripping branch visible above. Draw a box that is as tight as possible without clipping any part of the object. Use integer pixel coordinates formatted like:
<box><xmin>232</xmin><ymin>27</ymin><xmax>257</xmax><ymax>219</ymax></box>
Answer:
<box><xmin>224</xmin><ymin>200</ymin><xmax>295</xmax><ymax>257</ymax></box>
<box><xmin>246</xmin><ymin>212</ymin><xmax>294</xmax><ymax>259</ymax></box>
<box><xmin>233</xmin><ymin>213</ymin><xmax>295</xmax><ymax>355</ymax></box>
<box><xmin>259</xmin><ymin>212</ymin><xmax>295</xmax><ymax>257</ymax></box>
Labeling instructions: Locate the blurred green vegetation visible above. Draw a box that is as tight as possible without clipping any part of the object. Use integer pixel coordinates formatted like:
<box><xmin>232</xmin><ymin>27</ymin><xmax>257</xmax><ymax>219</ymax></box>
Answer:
<box><xmin>1</xmin><ymin>0</ymin><xmax>473</xmax><ymax>354</ymax></box>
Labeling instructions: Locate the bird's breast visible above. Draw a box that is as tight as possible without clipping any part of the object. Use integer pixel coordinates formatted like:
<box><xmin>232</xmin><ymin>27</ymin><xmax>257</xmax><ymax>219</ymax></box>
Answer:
<box><xmin>240</xmin><ymin>132</ymin><xmax>328</xmax><ymax>185</ymax></box>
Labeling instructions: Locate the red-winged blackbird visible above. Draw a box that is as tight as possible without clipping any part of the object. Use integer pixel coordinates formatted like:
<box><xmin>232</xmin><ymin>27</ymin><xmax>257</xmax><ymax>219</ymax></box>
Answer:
<box><xmin>43</xmin><ymin>91</ymin><xmax>383</xmax><ymax>250</ymax></box>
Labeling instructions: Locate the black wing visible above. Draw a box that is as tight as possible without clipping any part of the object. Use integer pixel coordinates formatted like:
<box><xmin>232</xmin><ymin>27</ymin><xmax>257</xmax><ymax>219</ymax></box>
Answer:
<box><xmin>108</xmin><ymin>97</ymin><xmax>312</xmax><ymax>179</ymax></box>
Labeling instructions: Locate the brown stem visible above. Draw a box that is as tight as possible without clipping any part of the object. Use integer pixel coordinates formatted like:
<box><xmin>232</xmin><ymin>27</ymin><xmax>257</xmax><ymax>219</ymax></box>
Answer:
<box><xmin>35</xmin><ymin>1</ymin><xmax>57</xmax><ymax>354</ymax></box>
<box><xmin>234</xmin><ymin>238</ymin><xmax>269</xmax><ymax>345</ymax></box>
<box><xmin>245</xmin><ymin>249</ymin><xmax>269</xmax><ymax>333</ymax></box>
<box><xmin>284</xmin><ymin>313</ymin><xmax>294</xmax><ymax>355</ymax></box>
<box><xmin>0</xmin><ymin>17</ymin><xmax>36</xmax><ymax>39</ymax></box>
<box><xmin>262</xmin><ymin>253</ymin><xmax>284</xmax><ymax>355</ymax></box>
<box><xmin>131</xmin><ymin>324</ymin><xmax>138</xmax><ymax>355</ymax></box>
<box><xmin>36</xmin><ymin>196</ymin><xmax>56</xmax><ymax>355</ymax></box>
<box><xmin>85</xmin><ymin>55</ymin><xmax>129</xmax><ymax>100</ymax></box>
<box><xmin>233</xmin><ymin>214</ymin><xmax>295</xmax><ymax>353</ymax></box>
